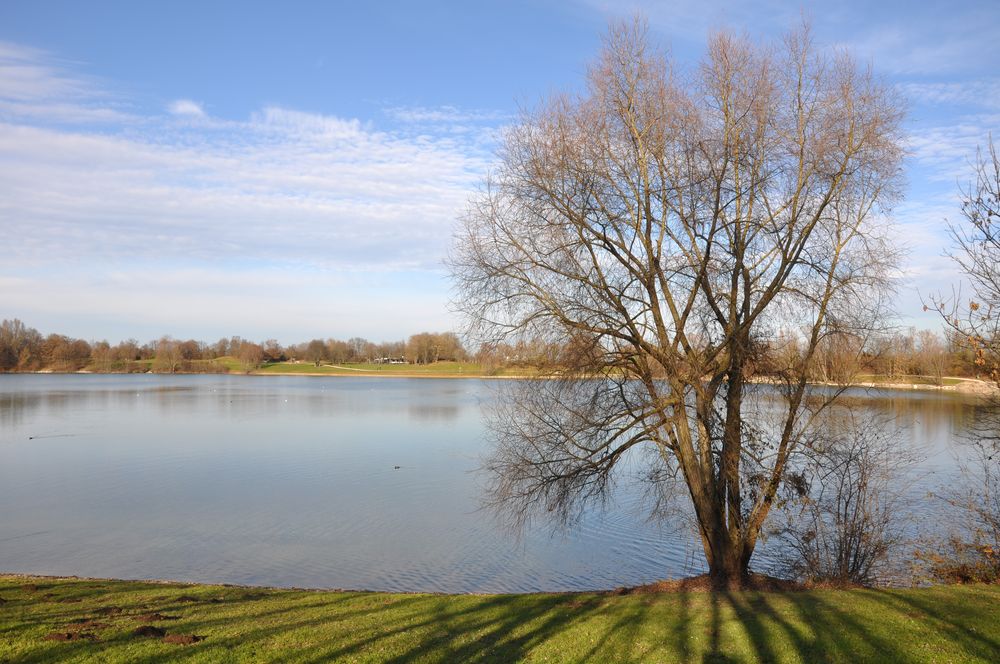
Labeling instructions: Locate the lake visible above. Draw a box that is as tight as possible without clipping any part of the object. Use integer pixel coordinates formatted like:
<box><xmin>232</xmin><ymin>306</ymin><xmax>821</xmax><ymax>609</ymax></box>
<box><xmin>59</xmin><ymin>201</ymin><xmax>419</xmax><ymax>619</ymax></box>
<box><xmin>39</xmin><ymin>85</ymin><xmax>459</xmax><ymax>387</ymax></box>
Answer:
<box><xmin>0</xmin><ymin>374</ymin><xmax>987</xmax><ymax>592</ymax></box>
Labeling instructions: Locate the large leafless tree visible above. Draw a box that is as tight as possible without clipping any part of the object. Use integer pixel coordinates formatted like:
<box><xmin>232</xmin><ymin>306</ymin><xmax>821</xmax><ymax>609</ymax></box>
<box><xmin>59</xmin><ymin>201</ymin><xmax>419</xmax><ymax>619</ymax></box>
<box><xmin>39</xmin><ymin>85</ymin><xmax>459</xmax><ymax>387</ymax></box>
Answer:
<box><xmin>450</xmin><ymin>20</ymin><xmax>904</xmax><ymax>587</ymax></box>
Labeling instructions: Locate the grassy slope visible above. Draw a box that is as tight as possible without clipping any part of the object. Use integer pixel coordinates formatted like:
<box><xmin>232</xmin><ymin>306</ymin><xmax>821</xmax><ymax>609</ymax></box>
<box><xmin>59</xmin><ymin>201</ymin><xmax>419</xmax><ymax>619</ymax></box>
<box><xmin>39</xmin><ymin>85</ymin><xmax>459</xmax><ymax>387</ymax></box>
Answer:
<box><xmin>1</xmin><ymin>576</ymin><xmax>998</xmax><ymax>663</ymax></box>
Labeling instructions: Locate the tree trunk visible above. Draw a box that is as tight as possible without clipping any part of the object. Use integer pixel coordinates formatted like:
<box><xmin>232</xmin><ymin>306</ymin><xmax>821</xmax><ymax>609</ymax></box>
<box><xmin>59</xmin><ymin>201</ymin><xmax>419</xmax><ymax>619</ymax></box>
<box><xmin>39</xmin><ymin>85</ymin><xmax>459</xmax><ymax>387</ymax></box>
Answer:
<box><xmin>691</xmin><ymin>481</ymin><xmax>754</xmax><ymax>589</ymax></box>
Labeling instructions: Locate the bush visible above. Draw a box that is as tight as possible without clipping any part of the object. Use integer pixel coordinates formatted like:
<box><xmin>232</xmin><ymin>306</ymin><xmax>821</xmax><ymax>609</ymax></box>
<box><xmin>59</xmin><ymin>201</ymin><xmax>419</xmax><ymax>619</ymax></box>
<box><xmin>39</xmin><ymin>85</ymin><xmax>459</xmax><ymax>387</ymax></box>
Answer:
<box><xmin>918</xmin><ymin>537</ymin><xmax>999</xmax><ymax>584</ymax></box>
<box><xmin>918</xmin><ymin>409</ymin><xmax>1000</xmax><ymax>584</ymax></box>
<box><xmin>775</xmin><ymin>414</ymin><xmax>918</xmax><ymax>586</ymax></box>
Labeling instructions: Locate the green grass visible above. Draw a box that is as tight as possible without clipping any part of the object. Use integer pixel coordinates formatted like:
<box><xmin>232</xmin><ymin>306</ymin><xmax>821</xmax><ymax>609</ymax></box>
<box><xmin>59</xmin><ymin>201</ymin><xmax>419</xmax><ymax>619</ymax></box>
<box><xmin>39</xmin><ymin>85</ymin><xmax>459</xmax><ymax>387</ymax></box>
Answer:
<box><xmin>212</xmin><ymin>357</ymin><xmax>244</xmax><ymax>372</ymax></box>
<box><xmin>1</xmin><ymin>576</ymin><xmax>998</xmax><ymax>662</ymax></box>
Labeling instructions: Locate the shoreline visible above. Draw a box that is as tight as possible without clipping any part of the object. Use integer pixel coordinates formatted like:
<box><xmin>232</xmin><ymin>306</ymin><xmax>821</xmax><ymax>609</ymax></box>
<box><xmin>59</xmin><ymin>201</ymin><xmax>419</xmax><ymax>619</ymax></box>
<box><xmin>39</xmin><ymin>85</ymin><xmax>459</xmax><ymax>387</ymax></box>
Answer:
<box><xmin>7</xmin><ymin>369</ymin><xmax>997</xmax><ymax>393</ymax></box>
<box><xmin>0</xmin><ymin>570</ymin><xmax>813</xmax><ymax>596</ymax></box>
<box><xmin>0</xmin><ymin>571</ymin><xmax>591</xmax><ymax>597</ymax></box>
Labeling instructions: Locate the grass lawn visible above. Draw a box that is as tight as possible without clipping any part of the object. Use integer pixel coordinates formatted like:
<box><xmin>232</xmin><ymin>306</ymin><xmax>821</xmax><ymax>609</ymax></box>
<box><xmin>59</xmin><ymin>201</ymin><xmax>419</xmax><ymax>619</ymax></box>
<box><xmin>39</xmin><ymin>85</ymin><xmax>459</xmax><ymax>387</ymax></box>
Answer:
<box><xmin>1</xmin><ymin>576</ymin><xmax>998</xmax><ymax>663</ymax></box>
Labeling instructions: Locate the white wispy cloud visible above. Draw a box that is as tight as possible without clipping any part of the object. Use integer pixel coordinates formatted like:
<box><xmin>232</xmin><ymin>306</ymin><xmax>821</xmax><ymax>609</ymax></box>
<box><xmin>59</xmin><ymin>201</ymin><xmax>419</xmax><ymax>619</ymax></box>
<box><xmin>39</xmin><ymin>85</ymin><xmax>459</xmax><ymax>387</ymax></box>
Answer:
<box><xmin>0</xmin><ymin>41</ymin><xmax>90</xmax><ymax>101</ymax></box>
<box><xmin>906</xmin><ymin>118</ymin><xmax>997</xmax><ymax>181</ymax></box>
<box><xmin>580</xmin><ymin>0</ymin><xmax>999</xmax><ymax>78</ymax></box>
<box><xmin>897</xmin><ymin>80</ymin><xmax>1000</xmax><ymax>110</ymax></box>
<box><xmin>0</xmin><ymin>41</ymin><xmax>131</xmax><ymax>124</ymax></box>
<box><xmin>843</xmin><ymin>7</ymin><xmax>1000</xmax><ymax>77</ymax></box>
<box><xmin>0</xmin><ymin>44</ymin><xmax>495</xmax><ymax>274</ymax></box>
<box><xmin>0</xmin><ymin>41</ymin><xmax>500</xmax><ymax>339</ymax></box>
<box><xmin>385</xmin><ymin>105</ymin><xmax>509</xmax><ymax>124</ymax></box>
<box><xmin>167</xmin><ymin>99</ymin><xmax>206</xmax><ymax>117</ymax></box>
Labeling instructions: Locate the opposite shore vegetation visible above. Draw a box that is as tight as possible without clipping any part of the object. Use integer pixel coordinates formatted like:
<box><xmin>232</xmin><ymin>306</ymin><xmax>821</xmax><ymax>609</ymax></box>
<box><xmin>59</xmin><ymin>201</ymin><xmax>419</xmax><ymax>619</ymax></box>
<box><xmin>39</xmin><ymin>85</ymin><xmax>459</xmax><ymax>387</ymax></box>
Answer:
<box><xmin>1</xmin><ymin>318</ymin><xmax>996</xmax><ymax>393</ymax></box>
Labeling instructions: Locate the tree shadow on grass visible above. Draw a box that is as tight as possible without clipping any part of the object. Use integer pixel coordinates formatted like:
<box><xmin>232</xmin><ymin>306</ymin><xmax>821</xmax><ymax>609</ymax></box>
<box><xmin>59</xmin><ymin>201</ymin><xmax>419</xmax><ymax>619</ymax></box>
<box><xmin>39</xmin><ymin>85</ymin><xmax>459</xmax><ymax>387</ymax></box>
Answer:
<box><xmin>857</xmin><ymin>587</ymin><xmax>1000</xmax><ymax>660</ymax></box>
<box><xmin>6</xmin><ymin>577</ymin><xmax>1000</xmax><ymax>663</ymax></box>
<box><xmin>718</xmin><ymin>585</ymin><xmax>1000</xmax><ymax>663</ymax></box>
<box><xmin>8</xmin><ymin>585</ymin><xmax>664</xmax><ymax>664</ymax></box>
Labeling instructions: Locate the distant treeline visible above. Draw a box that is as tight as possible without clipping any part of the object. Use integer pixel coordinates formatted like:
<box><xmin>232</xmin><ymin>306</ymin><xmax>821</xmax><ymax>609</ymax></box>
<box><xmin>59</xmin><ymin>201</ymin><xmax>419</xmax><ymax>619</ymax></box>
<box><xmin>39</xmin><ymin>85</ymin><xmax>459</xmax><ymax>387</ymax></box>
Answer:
<box><xmin>0</xmin><ymin>319</ymin><xmax>467</xmax><ymax>373</ymax></box>
<box><xmin>0</xmin><ymin>318</ymin><xmax>988</xmax><ymax>381</ymax></box>
<box><xmin>470</xmin><ymin>328</ymin><xmax>990</xmax><ymax>383</ymax></box>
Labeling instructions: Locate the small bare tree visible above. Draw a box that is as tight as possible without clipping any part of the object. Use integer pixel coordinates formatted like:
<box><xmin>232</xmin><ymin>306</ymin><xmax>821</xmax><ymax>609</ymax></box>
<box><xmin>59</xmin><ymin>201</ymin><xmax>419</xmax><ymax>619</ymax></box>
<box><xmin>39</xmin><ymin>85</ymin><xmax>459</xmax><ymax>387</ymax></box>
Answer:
<box><xmin>926</xmin><ymin>137</ymin><xmax>1000</xmax><ymax>583</ymax></box>
<box><xmin>152</xmin><ymin>336</ymin><xmax>182</xmax><ymax>373</ymax></box>
<box><xmin>235</xmin><ymin>340</ymin><xmax>265</xmax><ymax>373</ymax></box>
<box><xmin>451</xmin><ymin>19</ymin><xmax>904</xmax><ymax>587</ymax></box>
<box><xmin>775</xmin><ymin>413</ymin><xmax>917</xmax><ymax>586</ymax></box>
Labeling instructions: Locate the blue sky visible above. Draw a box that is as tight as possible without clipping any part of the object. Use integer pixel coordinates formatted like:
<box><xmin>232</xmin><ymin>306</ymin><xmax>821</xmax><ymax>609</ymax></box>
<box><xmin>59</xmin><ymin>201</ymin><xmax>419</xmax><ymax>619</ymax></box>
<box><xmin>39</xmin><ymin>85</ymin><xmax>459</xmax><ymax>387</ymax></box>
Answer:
<box><xmin>1</xmin><ymin>1</ymin><xmax>998</xmax><ymax>344</ymax></box>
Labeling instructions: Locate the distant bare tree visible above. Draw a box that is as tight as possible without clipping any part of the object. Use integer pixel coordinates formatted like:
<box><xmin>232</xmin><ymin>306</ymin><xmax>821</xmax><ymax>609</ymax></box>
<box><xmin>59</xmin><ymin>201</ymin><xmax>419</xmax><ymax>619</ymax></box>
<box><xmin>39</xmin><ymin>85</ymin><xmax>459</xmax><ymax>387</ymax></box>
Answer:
<box><xmin>305</xmin><ymin>339</ymin><xmax>328</xmax><ymax>366</ymax></box>
<box><xmin>112</xmin><ymin>338</ymin><xmax>141</xmax><ymax>364</ymax></box>
<box><xmin>153</xmin><ymin>336</ymin><xmax>182</xmax><ymax>373</ymax></box>
<box><xmin>262</xmin><ymin>339</ymin><xmax>286</xmax><ymax>362</ymax></box>
<box><xmin>348</xmin><ymin>337</ymin><xmax>371</xmax><ymax>363</ymax></box>
<box><xmin>0</xmin><ymin>319</ymin><xmax>42</xmax><ymax>371</ymax></box>
<box><xmin>327</xmin><ymin>339</ymin><xmax>351</xmax><ymax>364</ymax></box>
<box><xmin>451</xmin><ymin>19</ymin><xmax>904</xmax><ymax>587</ymax></box>
<box><xmin>406</xmin><ymin>332</ymin><xmax>464</xmax><ymax>364</ymax></box>
<box><xmin>914</xmin><ymin>329</ymin><xmax>947</xmax><ymax>384</ymax></box>
<box><xmin>407</xmin><ymin>333</ymin><xmax>438</xmax><ymax>365</ymax></box>
<box><xmin>91</xmin><ymin>340</ymin><xmax>113</xmax><ymax>371</ymax></box>
<box><xmin>235</xmin><ymin>340</ymin><xmax>265</xmax><ymax>373</ymax></box>
<box><xmin>42</xmin><ymin>334</ymin><xmax>91</xmax><ymax>371</ymax></box>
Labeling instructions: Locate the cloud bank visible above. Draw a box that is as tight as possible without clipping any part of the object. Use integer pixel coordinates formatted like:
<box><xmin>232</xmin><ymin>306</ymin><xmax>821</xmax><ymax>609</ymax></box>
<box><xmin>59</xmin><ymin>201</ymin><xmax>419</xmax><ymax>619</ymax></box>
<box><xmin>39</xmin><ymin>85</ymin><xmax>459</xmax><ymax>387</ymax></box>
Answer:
<box><xmin>0</xmin><ymin>42</ymin><xmax>497</xmax><ymax>340</ymax></box>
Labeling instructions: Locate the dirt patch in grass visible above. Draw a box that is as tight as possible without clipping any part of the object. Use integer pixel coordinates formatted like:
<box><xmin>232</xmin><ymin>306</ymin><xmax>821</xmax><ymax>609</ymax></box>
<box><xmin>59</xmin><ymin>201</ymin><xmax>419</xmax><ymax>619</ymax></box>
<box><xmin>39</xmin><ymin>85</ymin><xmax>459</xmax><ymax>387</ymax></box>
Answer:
<box><xmin>163</xmin><ymin>634</ymin><xmax>203</xmax><ymax>645</ymax></box>
<box><xmin>66</xmin><ymin>619</ymin><xmax>110</xmax><ymax>630</ymax></box>
<box><xmin>133</xmin><ymin>625</ymin><xmax>166</xmax><ymax>638</ymax></box>
<box><xmin>21</xmin><ymin>584</ymin><xmax>38</xmax><ymax>592</ymax></box>
<box><xmin>45</xmin><ymin>631</ymin><xmax>97</xmax><ymax>642</ymax></box>
<box><xmin>135</xmin><ymin>612</ymin><xmax>179</xmax><ymax>622</ymax></box>
<box><xmin>94</xmin><ymin>606</ymin><xmax>124</xmax><ymax>616</ymax></box>
<box><xmin>175</xmin><ymin>594</ymin><xmax>223</xmax><ymax>603</ymax></box>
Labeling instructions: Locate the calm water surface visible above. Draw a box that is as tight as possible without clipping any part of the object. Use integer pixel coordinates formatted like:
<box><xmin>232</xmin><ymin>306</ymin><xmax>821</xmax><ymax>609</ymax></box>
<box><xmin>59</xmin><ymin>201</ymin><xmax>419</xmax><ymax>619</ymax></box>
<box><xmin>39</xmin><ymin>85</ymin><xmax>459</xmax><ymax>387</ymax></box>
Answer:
<box><xmin>0</xmin><ymin>374</ymin><xmax>985</xmax><ymax>592</ymax></box>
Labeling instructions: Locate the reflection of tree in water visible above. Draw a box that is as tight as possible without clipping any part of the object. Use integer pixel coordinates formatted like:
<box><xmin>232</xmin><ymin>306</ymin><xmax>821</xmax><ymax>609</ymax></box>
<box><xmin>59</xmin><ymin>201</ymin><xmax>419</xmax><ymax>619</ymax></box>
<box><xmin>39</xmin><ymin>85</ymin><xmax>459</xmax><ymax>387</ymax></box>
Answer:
<box><xmin>407</xmin><ymin>404</ymin><xmax>460</xmax><ymax>422</ymax></box>
<box><xmin>0</xmin><ymin>388</ymin><xmax>134</xmax><ymax>432</ymax></box>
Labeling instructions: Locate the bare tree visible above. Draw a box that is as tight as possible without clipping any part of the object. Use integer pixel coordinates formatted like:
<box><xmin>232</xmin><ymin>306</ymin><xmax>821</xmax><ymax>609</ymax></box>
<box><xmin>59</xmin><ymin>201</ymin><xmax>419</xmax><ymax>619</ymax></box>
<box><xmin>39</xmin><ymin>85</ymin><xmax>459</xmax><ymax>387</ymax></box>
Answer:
<box><xmin>775</xmin><ymin>413</ymin><xmax>917</xmax><ymax>586</ymax></box>
<box><xmin>914</xmin><ymin>329</ymin><xmax>947</xmax><ymax>384</ymax></box>
<box><xmin>305</xmin><ymin>339</ymin><xmax>328</xmax><ymax>366</ymax></box>
<box><xmin>235</xmin><ymin>340</ymin><xmax>265</xmax><ymax>373</ymax></box>
<box><xmin>406</xmin><ymin>332</ymin><xmax>466</xmax><ymax>364</ymax></box>
<box><xmin>932</xmin><ymin>137</ymin><xmax>1000</xmax><ymax>385</ymax></box>
<box><xmin>450</xmin><ymin>19</ymin><xmax>904</xmax><ymax>587</ymax></box>
<box><xmin>0</xmin><ymin>319</ymin><xmax>42</xmax><ymax>371</ymax></box>
<box><xmin>263</xmin><ymin>339</ymin><xmax>286</xmax><ymax>363</ymax></box>
<box><xmin>153</xmin><ymin>336</ymin><xmax>182</xmax><ymax>373</ymax></box>
<box><xmin>925</xmin><ymin>138</ymin><xmax>1000</xmax><ymax>583</ymax></box>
